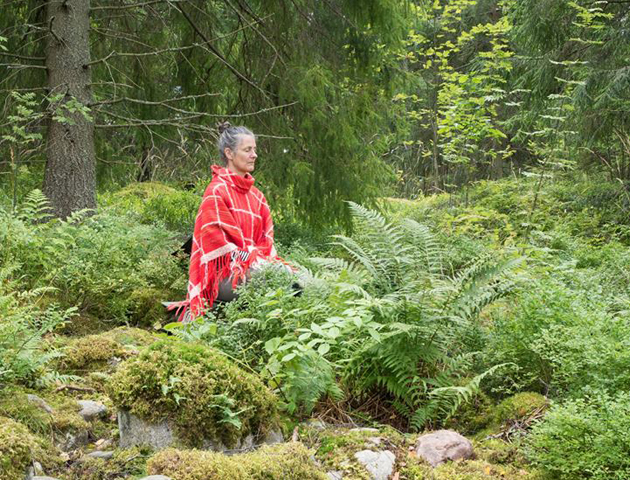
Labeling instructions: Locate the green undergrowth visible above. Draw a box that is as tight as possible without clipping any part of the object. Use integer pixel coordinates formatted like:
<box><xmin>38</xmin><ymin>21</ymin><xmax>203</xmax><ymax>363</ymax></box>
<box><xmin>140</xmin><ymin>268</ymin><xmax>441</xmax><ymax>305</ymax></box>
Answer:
<box><xmin>101</xmin><ymin>181</ymin><xmax>200</xmax><ymax>234</ymax></box>
<box><xmin>107</xmin><ymin>340</ymin><xmax>279</xmax><ymax>448</ymax></box>
<box><xmin>147</xmin><ymin>442</ymin><xmax>328</xmax><ymax>480</ymax></box>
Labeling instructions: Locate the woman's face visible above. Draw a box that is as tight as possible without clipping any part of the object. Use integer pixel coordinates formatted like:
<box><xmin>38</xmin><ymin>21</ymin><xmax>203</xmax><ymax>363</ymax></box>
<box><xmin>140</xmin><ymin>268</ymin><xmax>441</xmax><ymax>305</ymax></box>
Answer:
<box><xmin>225</xmin><ymin>135</ymin><xmax>257</xmax><ymax>176</ymax></box>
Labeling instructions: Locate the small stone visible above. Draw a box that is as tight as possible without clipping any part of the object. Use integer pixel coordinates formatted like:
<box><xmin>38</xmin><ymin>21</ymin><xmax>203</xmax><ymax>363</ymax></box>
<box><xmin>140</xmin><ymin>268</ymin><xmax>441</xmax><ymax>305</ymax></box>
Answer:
<box><xmin>415</xmin><ymin>430</ymin><xmax>473</xmax><ymax>467</ymax></box>
<box><xmin>350</xmin><ymin>427</ymin><xmax>379</xmax><ymax>433</ymax></box>
<box><xmin>33</xmin><ymin>462</ymin><xmax>44</xmax><ymax>475</ymax></box>
<box><xmin>87</xmin><ymin>451</ymin><xmax>115</xmax><ymax>460</ymax></box>
<box><xmin>327</xmin><ymin>471</ymin><xmax>344</xmax><ymax>480</ymax></box>
<box><xmin>57</xmin><ymin>430</ymin><xmax>89</xmax><ymax>451</ymax></box>
<box><xmin>137</xmin><ymin>476</ymin><xmax>173</xmax><ymax>480</ymax></box>
<box><xmin>32</xmin><ymin>477</ymin><xmax>62</xmax><ymax>480</ymax></box>
<box><xmin>367</xmin><ymin>437</ymin><xmax>383</xmax><ymax>446</ymax></box>
<box><xmin>77</xmin><ymin>400</ymin><xmax>108</xmax><ymax>421</ymax></box>
<box><xmin>96</xmin><ymin>439</ymin><xmax>114</xmax><ymax>450</ymax></box>
<box><xmin>27</xmin><ymin>394</ymin><xmax>54</xmax><ymax>414</ymax></box>
<box><xmin>263</xmin><ymin>428</ymin><xmax>284</xmax><ymax>445</ymax></box>
<box><xmin>354</xmin><ymin>450</ymin><xmax>396</xmax><ymax>480</ymax></box>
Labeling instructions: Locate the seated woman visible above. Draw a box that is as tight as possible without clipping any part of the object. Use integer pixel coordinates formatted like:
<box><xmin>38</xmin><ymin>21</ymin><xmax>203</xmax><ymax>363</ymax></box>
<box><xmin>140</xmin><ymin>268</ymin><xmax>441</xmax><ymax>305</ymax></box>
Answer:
<box><xmin>175</xmin><ymin>123</ymin><xmax>284</xmax><ymax>321</ymax></box>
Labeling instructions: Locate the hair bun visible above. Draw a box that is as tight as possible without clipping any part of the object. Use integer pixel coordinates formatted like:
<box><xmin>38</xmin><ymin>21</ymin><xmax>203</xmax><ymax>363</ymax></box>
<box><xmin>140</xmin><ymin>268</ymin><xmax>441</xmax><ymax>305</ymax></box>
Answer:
<box><xmin>217</xmin><ymin>121</ymin><xmax>232</xmax><ymax>135</ymax></box>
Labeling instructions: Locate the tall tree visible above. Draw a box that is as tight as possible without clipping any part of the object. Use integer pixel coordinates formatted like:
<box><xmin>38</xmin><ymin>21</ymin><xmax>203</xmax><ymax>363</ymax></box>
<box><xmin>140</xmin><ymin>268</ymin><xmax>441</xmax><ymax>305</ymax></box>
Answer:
<box><xmin>43</xmin><ymin>0</ymin><xmax>96</xmax><ymax>218</ymax></box>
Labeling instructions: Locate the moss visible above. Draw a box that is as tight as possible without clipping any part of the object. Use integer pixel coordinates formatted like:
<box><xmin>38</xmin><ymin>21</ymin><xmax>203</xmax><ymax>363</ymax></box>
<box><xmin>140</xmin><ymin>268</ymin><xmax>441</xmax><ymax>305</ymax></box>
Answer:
<box><xmin>400</xmin><ymin>456</ymin><xmax>543</xmax><ymax>480</ymax></box>
<box><xmin>107</xmin><ymin>340</ymin><xmax>279</xmax><ymax>448</ymax></box>
<box><xmin>0</xmin><ymin>389</ymin><xmax>52</xmax><ymax>436</ymax></box>
<box><xmin>301</xmin><ymin>425</ymin><xmax>403</xmax><ymax>480</ymax></box>
<box><xmin>64</xmin><ymin>447</ymin><xmax>149</xmax><ymax>480</ymax></box>
<box><xmin>60</xmin><ymin>327</ymin><xmax>156</xmax><ymax>374</ymax></box>
<box><xmin>0</xmin><ymin>416</ymin><xmax>39</xmax><ymax>480</ymax></box>
<box><xmin>445</xmin><ymin>392</ymin><xmax>495</xmax><ymax>435</ymax></box>
<box><xmin>127</xmin><ymin>286</ymin><xmax>168</xmax><ymax>325</ymax></box>
<box><xmin>147</xmin><ymin>442</ymin><xmax>328</xmax><ymax>480</ymax></box>
<box><xmin>494</xmin><ymin>392</ymin><xmax>547</xmax><ymax>426</ymax></box>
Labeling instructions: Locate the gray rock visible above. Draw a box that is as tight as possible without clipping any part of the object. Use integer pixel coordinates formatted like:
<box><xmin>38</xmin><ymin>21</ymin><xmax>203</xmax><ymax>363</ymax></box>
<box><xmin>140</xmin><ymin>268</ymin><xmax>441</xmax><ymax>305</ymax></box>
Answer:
<box><xmin>56</xmin><ymin>429</ymin><xmax>90</xmax><ymax>451</ymax></box>
<box><xmin>137</xmin><ymin>476</ymin><xmax>172</xmax><ymax>480</ymax></box>
<box><xmin>354</xmin><ymin>450</ymin><xmax>395</xmax><ymax>480</ymax></box>
<box><xmin>327</xmin><ymin>471</ymin><xmax>344</xmax><ymax>480</ymax></box>
<box><xmin>263</xmin><ymin>428</ymin><xmax>284</xmax><ymax>445</ymax></box>
<box><xmin>118</xmin><ymin>410</ymin><xmax>175</xmax><ymax>450</ymax></box>
<box><xmin>118</xmin><ymin>409</ymin><xmax>280</xmax><ymax>452</ymax></box>
<box><xmin>77</xmin><ymin>400</ymin><xmax>108</xmax><ymax>421</ymax></box>
<box><xmin>415</xmin><ymin>429</ymin><xmax>473</xmax><ymax>467</ymax></box>
<box><xmin>27</xmin><ymin>394</ymin><xmax>54</xmax><ymax>414</ymax></box>
<box><xmin>87</xmin><ymin>451</ymin><xmax>115</xmax><ymax>460</ymax></box>
<box><xmin>32</xmin><ymin>461</ymin><xmax>44</xmax><ymax>475</ymax></box>
<box><xmin>367</xmin><ymin>437</ymin><xmax>383</xmax><ymax>446</ymax></box>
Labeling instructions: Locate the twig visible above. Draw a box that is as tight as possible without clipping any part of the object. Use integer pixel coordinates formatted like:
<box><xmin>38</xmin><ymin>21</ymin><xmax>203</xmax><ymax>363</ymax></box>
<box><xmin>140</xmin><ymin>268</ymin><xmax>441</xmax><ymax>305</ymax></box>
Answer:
<box><xmin>55</xmin><ymin>384</ymin><xmax>96</xmax><ymax>393</ymax></box>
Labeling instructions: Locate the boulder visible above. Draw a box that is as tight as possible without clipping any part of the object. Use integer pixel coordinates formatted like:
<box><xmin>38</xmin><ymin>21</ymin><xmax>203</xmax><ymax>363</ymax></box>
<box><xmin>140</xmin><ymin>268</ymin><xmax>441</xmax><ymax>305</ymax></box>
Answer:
<box><xmin>327</xmin><ymin>471</ymin><xmax>344</xmax><ymax>480</ymax></box>
<box><xmin>415</xmin><ymin>429</ymin><xmax>474</xmax><ymax>467</ymax></box>
<box><xmin>77</xmin><ymin>400</ymin><xmax>108</xmax><ymax>421</ymax></box>
<box><xmin>118</xmin><ymin>409</ymin><xmax>175</xmax><ymax>450</ymax></box>
<box><xmin>354</xmin><ymin>450</ymin><xmax>396</xmax><ymax>480</ymax></box>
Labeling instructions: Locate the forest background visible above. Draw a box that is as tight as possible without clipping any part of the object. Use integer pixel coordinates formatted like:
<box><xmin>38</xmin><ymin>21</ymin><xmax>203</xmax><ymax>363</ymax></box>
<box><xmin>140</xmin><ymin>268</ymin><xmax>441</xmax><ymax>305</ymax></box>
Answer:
<box><xmin>2</xmin><ymin>1</ymin><xmax>630</xmax><ymax>479</ymax></box>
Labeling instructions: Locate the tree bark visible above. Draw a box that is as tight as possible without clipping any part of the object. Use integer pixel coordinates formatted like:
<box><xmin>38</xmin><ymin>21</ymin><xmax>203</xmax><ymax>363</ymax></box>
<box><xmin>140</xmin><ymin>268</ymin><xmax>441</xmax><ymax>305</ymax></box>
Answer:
<box><xmin>43</xmin><ymin>0</ymin><xmax>96</xmax><ymax>218</ymax></box>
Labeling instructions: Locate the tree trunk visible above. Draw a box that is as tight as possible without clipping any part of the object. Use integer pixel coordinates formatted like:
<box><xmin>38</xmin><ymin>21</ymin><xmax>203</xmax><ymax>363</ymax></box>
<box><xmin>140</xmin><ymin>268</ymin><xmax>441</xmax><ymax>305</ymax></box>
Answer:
<box><xmin>43</xmin><ymin>0</ymin><xmax>96</xmax><ymax>218</ymax></box>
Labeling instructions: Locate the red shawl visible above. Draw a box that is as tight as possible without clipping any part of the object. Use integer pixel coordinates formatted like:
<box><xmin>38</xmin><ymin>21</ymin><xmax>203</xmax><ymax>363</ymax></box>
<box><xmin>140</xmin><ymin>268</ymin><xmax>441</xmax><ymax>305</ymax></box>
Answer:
<box><xmin>175</xmin><ymin>165</ymin><xmax>279</xmax><ymax>320</ymax></box>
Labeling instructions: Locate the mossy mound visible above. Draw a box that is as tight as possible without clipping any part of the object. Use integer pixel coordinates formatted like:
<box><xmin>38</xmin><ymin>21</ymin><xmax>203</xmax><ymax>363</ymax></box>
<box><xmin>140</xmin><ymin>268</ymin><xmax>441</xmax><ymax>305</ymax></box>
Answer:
<box><xmin>494</xmin><ymin>392</ymin><xmax>547</xmax><ymax>426</ymax></box>
<box><xmin>65</xmin><ymin>447</ymin><xmax>148</xmax><ymax>480</ymax></box>
<box><xmin>0</xmin><ymin>416</ymin><xmax>40</xmax><ymax>480</ymax></box>
<box><xmin>107</xmin><ymin>340</ymin><xmax>279</xmax><ymax>448</ymax></box>
<box><xmin>60</xmin><ymin>327</ymin><xmax>156</xmax><ymax>374</ymax></box>
<box><xmin>400</xmin><ymin>456</ymin><xmax>542</xmax><ymax>480</ymax></box>
<box><xmin>147</xmin><ymin>442</ymin><xmax>328</xmax><ymax>480</ymax></box>
<box><xmin>0</xmin><ymin>389</ymin><xmax>88</xmax><ymax>435</ymax></box>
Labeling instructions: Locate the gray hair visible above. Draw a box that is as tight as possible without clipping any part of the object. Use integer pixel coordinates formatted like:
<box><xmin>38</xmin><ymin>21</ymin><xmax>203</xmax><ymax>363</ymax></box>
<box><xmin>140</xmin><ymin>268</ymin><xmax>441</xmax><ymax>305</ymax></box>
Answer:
<box><xmin>217</xmin><ymin>123</ymin><xmax>255</xmax><ymax>163</ymax></box>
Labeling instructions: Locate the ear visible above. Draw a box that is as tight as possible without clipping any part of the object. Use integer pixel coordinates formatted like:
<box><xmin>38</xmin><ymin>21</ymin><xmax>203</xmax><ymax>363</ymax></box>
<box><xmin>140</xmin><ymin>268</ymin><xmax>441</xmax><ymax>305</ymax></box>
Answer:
<box><xmin>224</xmin><ymin>147</ymin><xmax>233</xmax><ymax>161</ymax></box>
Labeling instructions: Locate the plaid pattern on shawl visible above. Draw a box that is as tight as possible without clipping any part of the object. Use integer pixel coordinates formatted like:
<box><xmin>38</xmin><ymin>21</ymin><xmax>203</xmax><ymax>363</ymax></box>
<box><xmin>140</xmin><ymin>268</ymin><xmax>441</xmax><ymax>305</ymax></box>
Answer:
<box><xmin>175</xmin><ymin>165</ymin><xmax>279</xmax><ymax>319</ymax></box>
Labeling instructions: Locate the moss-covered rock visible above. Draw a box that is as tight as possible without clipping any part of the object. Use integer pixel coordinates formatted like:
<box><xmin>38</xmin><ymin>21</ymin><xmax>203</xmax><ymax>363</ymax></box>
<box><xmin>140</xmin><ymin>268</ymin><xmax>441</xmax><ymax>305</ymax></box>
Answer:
<box><xmin>60</xmin><ymin>327</ymin><xmax>156</xmax><ymax>374</ymax></box>
<box><xmin>0</xmin><ymin>416</ymin><xmax>39</xmax><ymax>480</ymax></box>
<box><xmin>107</xmin><ymin>340</ymin><xmax>279</xmax><ymax>448</ymax></box>
<box><xmin>147</xmin><ymin>442</ymin><xmax>328</xmax><ymax>480</ymax></box>
<box><xmin>494</xmin><ymin>392</ymin><xmax>547</xmax><ymax>426</ymax></box>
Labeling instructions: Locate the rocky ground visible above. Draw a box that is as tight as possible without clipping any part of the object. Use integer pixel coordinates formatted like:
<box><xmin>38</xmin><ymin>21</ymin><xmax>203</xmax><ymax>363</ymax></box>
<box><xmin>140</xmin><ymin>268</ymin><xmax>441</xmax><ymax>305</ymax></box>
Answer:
<box><xmin>1</xmin><ymin>324</ymin><xmax>545</xmax><ymax>480</ymax></box>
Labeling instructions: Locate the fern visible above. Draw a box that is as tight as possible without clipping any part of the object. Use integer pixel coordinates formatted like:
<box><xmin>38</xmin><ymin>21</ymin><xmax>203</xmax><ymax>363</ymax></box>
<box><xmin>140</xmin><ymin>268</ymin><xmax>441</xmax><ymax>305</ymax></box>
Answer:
<box><xmin>17</xmin><ymin>189</ymin><xmax>52</xmax><ymax>223</ymax></box>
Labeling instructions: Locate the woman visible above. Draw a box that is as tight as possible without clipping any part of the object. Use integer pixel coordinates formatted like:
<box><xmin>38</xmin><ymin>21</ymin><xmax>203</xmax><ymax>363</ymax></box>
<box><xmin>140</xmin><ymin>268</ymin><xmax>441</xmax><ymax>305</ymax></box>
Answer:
<box><xmin>176</xmin><ymin>123</ymin><xmax>283</xmax><ymax>321</ymax></box>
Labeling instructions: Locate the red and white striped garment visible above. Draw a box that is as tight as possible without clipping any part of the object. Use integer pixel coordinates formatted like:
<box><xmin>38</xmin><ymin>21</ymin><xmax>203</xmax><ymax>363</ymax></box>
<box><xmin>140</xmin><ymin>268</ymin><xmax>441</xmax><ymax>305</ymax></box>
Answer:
<box><xmin>175</xmin><ymin>165</ymin><xmax>280</xmax><ymax>319</ymax></box>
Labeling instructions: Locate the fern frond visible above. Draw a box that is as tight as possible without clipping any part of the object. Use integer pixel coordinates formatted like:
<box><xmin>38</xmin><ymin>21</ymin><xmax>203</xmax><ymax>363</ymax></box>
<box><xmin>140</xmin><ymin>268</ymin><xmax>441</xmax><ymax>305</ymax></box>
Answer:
<box><xmin>17</xmin><ymin>189</ymin><xmax>52</xmax><ymax>223</ymax></box>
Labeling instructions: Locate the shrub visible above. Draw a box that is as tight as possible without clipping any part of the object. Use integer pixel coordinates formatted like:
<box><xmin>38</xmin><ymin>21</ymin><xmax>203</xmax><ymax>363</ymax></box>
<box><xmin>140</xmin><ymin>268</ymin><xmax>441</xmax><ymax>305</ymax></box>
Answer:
<box><xmin>0</xmin><ymin>192</ymin><xmax>185</xmax><ymax>325</ymax></box>
<box><xmin>527</xmin><ymin>391</ymin><xmax>630</xmax><ymax>480</ymax></box>
<box><xmin>101</xmin><ymin>181</ymin><xmax>200</xmax><ymax>234</ymax></box>
<box><xmin>147</xmin><ymin>443</ymin><xmax>328</xmax><ymax>480</ymax></box>
<box><xmin>107</xmin><ymin>340</ymin><xmax>279</xmax><ymax>447</ymax></box>
<box><xmin>483</xmin><ymin>276</ymin><xmax>630</xmax><ymax>397</ymax></box>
